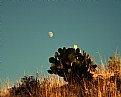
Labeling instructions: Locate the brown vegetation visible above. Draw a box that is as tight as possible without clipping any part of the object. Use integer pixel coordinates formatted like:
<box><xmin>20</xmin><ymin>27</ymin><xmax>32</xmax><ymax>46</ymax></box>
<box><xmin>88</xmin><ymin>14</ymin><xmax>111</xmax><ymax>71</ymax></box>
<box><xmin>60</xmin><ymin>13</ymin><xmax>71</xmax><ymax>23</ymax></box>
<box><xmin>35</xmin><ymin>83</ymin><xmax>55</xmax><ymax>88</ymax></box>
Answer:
<box><xmin>0</xmin><ymin>50</ymin><xmax>121</xmax><ymax>97</ymax></box>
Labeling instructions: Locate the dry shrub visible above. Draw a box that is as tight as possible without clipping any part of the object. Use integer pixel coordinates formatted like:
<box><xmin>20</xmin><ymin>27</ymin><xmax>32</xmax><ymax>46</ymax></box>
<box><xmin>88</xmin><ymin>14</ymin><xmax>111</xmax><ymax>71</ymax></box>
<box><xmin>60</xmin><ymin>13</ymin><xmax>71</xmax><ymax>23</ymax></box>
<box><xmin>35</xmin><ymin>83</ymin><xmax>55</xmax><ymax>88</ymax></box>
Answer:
<box><xmin>1</xmin><ymin>72</ymin><xmax>120</xmax><ymax>97</ymax></box>
<box><xmin>0</xmin><ymin>51</ymin><xmax>121</xmax><ymax>97</ymax></box>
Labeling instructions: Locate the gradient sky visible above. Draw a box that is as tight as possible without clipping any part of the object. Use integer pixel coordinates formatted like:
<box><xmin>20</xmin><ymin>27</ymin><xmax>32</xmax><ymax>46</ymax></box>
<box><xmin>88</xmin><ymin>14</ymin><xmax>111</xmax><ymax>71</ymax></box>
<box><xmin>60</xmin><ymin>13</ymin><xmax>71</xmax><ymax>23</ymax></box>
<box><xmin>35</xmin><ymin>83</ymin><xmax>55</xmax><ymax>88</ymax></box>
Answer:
<box><xmin>0</xmin><ymin>0</ymin><xmax>121</xmax><ymax>81</ymax></box>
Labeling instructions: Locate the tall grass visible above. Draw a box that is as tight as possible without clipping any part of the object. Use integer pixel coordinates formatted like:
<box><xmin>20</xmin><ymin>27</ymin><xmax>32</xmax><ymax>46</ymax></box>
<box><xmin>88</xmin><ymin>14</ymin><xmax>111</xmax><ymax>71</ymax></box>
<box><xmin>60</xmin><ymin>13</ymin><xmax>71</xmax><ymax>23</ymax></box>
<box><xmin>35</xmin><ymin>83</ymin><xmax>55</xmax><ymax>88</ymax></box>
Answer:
<box><xmin>0</xmin><ymin>51</ymin><xmax>121</xmax><ymax>97</ymax></box>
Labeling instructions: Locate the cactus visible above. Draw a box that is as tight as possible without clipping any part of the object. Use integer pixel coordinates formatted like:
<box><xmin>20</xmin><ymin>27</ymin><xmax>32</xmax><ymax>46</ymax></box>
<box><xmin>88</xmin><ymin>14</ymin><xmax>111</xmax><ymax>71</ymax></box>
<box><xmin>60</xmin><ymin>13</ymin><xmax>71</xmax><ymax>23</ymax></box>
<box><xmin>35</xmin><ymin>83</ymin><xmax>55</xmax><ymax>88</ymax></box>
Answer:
<box><xmin>48</xmin><ymin>47</ymin><xmax>97</xmax><ymax>83</ymax></box>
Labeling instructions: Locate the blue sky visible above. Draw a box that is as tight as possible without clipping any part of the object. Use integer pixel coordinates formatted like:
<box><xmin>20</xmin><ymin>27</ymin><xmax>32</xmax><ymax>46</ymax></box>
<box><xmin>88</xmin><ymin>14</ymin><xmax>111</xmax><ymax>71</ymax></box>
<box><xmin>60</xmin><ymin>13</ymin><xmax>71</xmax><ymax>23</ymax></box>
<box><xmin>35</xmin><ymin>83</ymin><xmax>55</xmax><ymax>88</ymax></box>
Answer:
<box><xmin>0</xmin><ymin>0</ymin><xmax>121</xmax><ymax>81</ymax></box>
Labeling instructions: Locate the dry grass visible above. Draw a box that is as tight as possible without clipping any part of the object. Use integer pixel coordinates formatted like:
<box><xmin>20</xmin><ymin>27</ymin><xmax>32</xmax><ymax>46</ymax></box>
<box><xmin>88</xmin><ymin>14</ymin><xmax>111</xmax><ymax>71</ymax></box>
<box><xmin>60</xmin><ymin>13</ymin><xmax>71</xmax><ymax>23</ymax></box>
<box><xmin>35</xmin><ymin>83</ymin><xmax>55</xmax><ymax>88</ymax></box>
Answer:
<box><xmin>0</xmin><ymin>51</ymin><xmax>121</xmax><ymax>97</ymax></box>
<box><xmin>0</xmin><ymin>72</ymin><xmax>121</xmax><ymax>97</ymax></box>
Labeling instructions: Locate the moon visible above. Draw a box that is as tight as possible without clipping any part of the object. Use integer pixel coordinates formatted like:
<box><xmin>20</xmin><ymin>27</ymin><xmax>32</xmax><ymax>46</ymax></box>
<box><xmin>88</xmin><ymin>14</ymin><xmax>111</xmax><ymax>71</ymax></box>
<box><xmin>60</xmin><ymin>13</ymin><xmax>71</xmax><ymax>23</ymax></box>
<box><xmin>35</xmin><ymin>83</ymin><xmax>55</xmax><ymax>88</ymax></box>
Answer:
<box><xmin>49</xmin><ymin>32</ymin><xmax>53</xmax><ymax>38</ymax></box>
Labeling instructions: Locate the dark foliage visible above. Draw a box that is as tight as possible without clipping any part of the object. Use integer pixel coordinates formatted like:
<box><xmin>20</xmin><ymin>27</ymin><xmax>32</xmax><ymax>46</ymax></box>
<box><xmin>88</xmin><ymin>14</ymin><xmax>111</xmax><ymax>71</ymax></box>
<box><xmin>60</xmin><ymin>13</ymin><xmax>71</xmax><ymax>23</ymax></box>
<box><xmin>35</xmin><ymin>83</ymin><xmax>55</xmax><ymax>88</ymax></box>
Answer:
<box><xmin>9</xmin><ymin>75</ymin><xmax>40</xmax><ymax>97</ymax></box>
<box><xmin>48</xmin><ymin>47</ymin><xmax>97</xmax><ymax>83</ymax></box>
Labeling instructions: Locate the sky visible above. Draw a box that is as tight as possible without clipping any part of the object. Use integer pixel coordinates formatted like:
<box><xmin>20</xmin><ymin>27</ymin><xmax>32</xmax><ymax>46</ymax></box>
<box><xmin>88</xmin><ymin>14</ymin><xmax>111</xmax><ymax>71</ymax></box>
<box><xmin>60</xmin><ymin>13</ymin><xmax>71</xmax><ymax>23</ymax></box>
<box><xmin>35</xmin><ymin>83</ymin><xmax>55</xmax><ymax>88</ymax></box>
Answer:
<box><xmin>0</xmin><ymin>0</ymin><xmax>121</xmax><ymax>81</ymax></box>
